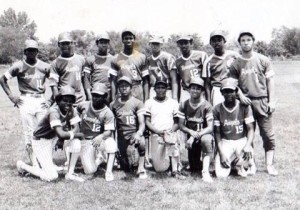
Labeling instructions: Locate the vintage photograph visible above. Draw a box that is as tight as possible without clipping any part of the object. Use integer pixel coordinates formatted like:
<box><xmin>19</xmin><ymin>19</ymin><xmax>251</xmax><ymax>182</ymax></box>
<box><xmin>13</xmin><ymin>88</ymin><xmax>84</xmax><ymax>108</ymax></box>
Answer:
<box><xmin>0</xmin><ymin>0</ymin><xmax>299</xmax><ymax>209</ymax></box>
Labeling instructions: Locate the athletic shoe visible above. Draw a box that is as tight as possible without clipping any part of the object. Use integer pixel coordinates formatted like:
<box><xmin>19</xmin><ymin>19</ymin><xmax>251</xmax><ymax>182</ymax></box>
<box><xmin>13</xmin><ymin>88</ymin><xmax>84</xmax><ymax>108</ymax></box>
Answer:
<box><xmin>65</xmin><ymin>173</ymin><xmax>85</xmax><ymax>182</ymax></box>
<box><xmin>237</xmin><ymin>166</ymin><xmax>248</xmax><ymax>177</ymax></box>
<box><xmin>105</xmin><ymin>172</ymin><xmax>114</xmax><ymax>182</ymax></box>
<box><xmin>171</xmin><ymin>171</ymin><xmax>186</xmax><ymax>180</ymax></box>
<box><xmin>16</xmin><ymin>160</ymin><xmax>26</xmax><ymax>175</ymax></box>
<box><xmin>267</xmin><ymin>165</ymin><xmax>278</xmax><ymax>176</ymax></box>
<box><xmin>202</xmin><ymin>171</ymin><xmax>213</xmax><ymax>183</ymax></box>
<box><xmin>247</xmin><ymin>164</ymin><xmax>257</xmax><ymax>176</ymax></box>
<box><xmin>138</xmin><ymin>171</ymin><xmax>148</xmax><ymax>179</ymax></box>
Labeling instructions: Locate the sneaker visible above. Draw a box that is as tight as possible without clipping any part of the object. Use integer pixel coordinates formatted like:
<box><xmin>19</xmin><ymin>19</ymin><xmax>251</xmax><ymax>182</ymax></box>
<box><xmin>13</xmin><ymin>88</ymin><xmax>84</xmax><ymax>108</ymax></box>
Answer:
<box><xmin>138</xmin><ymin>171</ymin><xmax>148</xmax><ymax>179</ymax></box>
<box><xmin>54</xmin><ymin>165</ymin><xmax>64</xmax><ymax>172</ymax></box>
<box><xmin>171</xmin><ymin>171</ymin><xmax>186</xmax><ymax>180</ymax></box>
<box><xmin>247</xmin><ymin>164</ymin><xmax>257</xmax><ymax>176</ymax></box>
<box><xmin>16</xmin><ymin>160</ymin><xmax>26</xmax><ymax>175</ymax></box>
<box><xmin>267</xmin><ymin>165</ymin><xmax>278</xmax><ymax>176</ymax></box>
<box><xmin>105</xmin><ymin>171</ymin><xmax>114</xmax><ymax>182</ymax></box>
<box><xmin>65</xmin><ymin>173</ymin><xmax>85</xmax><ymax>182</ymax></box>
<box><xmin>237</xmin><ymin>166</ymin><xmax>248</xmax><ymax>177</ymax></box>
<box><xmin>202</xmin><ymin>171</ymin><xmax>213</xmax><ymax>183</ymax></box>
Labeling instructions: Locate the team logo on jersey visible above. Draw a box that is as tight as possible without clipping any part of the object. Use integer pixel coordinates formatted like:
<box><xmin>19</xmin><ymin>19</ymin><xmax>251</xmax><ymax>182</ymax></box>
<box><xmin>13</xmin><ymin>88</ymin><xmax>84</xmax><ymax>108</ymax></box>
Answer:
<box><xmin>83</xmin><ymin>114</ymin><xmax>100</xmax><ymax>124</ymax></box>
<box><xmin>22</xmin><ymin>73</ymin><xmax>42</xmax><ymax>79</ymax></box>
<box><xmin>66</xmin><ymin>65</ymin><xmax>80</xmax><ymax>73</ymax></box>
<box><xmin>224</xmin><ymin>119</ymin><xmax>240</xmax><ymax>126</ymax></box>
<box><xmin>187</xmin><ymin>117</ymin><xmax>203</xmax><ymax>123</ymax></box>
<box><xmin>94</xmin><ymin>64</ymin><xmax>109</xmax><ymax>71</ymax></box>
<box><xmin>181</xmin><ymin>64</ymin><xmax>197</xmax><ymax>71</ymax></box>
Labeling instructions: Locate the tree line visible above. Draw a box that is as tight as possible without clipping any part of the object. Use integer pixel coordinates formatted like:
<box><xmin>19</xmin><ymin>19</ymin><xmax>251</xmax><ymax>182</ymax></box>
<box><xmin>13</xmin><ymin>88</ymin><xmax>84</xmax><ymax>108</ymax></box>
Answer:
<box><xmin>0</xmin><ymin>8</ymin><xmax>299</xmax><ymax>64</ymax></box>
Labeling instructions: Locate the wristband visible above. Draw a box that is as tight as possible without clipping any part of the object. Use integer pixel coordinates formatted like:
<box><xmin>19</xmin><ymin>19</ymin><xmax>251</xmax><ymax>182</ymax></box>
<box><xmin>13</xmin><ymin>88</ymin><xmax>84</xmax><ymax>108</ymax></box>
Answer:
<box><xmin>68</xmin><ymin>131</ymin><xmax>74</xmax><ymax>140</ymax></box>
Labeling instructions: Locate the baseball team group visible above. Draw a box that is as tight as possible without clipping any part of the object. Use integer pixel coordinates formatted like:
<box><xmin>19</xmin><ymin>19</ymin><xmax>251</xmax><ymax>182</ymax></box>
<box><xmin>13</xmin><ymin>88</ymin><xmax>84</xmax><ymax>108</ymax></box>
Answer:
<box><xmin>0</xmin><ymin>29</ymin><xmax>278</xmax><ymax>183</ymax></box>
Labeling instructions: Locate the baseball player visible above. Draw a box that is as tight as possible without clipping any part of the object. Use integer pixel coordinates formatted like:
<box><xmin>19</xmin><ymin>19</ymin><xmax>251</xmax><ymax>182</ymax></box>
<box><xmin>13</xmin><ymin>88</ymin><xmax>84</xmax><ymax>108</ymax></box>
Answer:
<box><xmin>147</xmin><ymin>35</ymin><xmax>178</xmax><ymax>100</ymax></box>
<box><xmin>178</xmin><ymin>77</ymin><xmax>214</xmax><ymax>182</ymax></box>
<box><xmin>228</xmin><ymin>31</ymin><xmax>278</xmax><ymax>176</ymax></box>
<box><xmin>144</xmin><ymin>77</ymin><xmax>185</xmax><ymax>178</ymax></box>
<box><xmin>110</xmin><ymin>29</ymin><xmax>149</xmax><ymax>102</ymax></box>
<box><xmin>77</xmin><ymin>83</ymin><xmax>117</xmax><ymax>181</ymax></box>
<box><xmin>16</xmin><ymin>86</ymin><xmax>85</xmax><ymax>182</ymax></box>
<box><xmin>175</xmin><ymin>35</ymin><xmax>208</xmax><ymax>103</ymax></box>
<box><xmin>213</xmin><ymin>78</ymin><xmax>256</xmax><ymax>178</ymax></box>
<box><xmin>0</xmin><ymin>40</ymin><xmax>51</xmax><ymax>166</ymax></box>
<box><xmin>83</xmin><ymin>32</ymin><xmax>114</xmax><ymax>103</ymax></box>
<box><xmin>49</xmin><ymin>32</ymin><xmax>86</xmax><ymax>105</ymax></box>
<box><xmin>110</xmin><ymin>76</ymin><xmax>147</xmax><ymax>179</ymax></box>
<box><xmin>202</xmin><ymin>30</ymin><xmax>239</xmax><ymax>106</ymax></box>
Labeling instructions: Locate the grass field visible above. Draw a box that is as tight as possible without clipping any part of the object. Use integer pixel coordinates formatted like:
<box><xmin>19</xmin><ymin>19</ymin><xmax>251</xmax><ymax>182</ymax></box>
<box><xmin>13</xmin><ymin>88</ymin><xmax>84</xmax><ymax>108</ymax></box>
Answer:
<box><xmin>0</xmin><ymin>61</ymin><xmax>299</xmax><ymax>210</ymax></box>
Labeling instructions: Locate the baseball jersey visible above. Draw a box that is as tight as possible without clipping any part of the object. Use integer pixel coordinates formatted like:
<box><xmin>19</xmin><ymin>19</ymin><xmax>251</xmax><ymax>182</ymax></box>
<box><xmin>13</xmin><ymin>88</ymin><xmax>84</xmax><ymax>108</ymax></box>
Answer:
<box><xmin>83</xmin><ymin>54</ymin><xmax>114</xmax><ymax>89</ymax></box>
<box><xmin>109</xmin><ymin>51</ymin><xmax>148</xmax><ymax>84</ymax></box>
<box><xmin>33</xmin><ymin>105</ymin><xmax>81</xmax><ymax>139</ymax></box>
<box><xmin>213</xmin><ymin>100</ymin><xmax>255</xmax><ymax>140</ymax></box>
<box><xmin>203</xmin><ymin>50</ymin><xmax>239</xmax><ymax>87</ymax></box>
<box><xmin>228</xmin><ymin>52</ymin><xmax>275</xmax><ymax>98</ymax></box>
<box><xmin>110</xmin><ymin>96</ymin><xmax>144</xmax><ymax>140</ymax></box>
<box><xmin>77</xmin><ymin>101</ymin><xmax>115</xmax><ymax>140</ymax></box>
<box><xmin>4</xmin><ymin>59</ymin><xmax>50</xmax><ymax>94</ymax></box>
<box><xmin>144</xmin><ymin>97</ymin><xmax>179</xmax><ymax>131</ymax></box>
<box><xmin>49</xmin><ymin>54</ymin><xmax>85</xmax><ymax>92</ymax></box>
<box><xmin>175</xmin><ymin>50</ymin><xmax>208</xmax><ymax>89</ymax></box>
<box><xmin>147</xmin><ymin>51</ymin><xmax>176</xmax><ymax>88</ymax></box>
<box><xmin>178</xmin><ymin>99</ymin><xmax>213</xmax><ymax>132</ymax></box>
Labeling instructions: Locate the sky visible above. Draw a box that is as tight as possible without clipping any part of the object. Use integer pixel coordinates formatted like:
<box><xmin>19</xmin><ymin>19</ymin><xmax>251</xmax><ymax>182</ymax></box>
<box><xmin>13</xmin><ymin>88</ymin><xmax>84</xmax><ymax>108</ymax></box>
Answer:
<box><xmin>1</xmin><ymin>0</ymin><xmax>299</xmax><ymax>44</ymax></box>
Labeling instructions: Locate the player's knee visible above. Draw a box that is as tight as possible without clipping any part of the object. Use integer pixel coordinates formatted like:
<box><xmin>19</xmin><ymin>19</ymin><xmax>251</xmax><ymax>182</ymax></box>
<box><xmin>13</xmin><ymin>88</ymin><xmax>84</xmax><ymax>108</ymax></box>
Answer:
<box><xmin>69</xmin><ymin>139</ymin><xmax>81</xmax><ymax>153</ymax></box>
<box><xmin>137</xmin><ymin>138</ymin><xmax>146</xmax><ymax>156</ymax></box>
<box><xmin>84</xmin><ymin>166</ymin><xmax>97</xmax><ymax>175</ymax></box>
<box><xmin>104</xmin><ymin>137</ymin><xmax>118</xmax><ymax>153</ymax></box>
<box><xmin>201</xmin><ymin>134</ymin><xmax>213</xmax><ymax>154</ymax></box>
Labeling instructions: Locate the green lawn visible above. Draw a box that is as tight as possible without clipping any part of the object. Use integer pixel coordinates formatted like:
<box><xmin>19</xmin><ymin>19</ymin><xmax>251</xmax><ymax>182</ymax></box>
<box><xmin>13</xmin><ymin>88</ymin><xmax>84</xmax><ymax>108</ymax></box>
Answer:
<box><xmin>0</xmin><ymin>61</ymin><xmax>299</xmax><ymax>210</ymax></box>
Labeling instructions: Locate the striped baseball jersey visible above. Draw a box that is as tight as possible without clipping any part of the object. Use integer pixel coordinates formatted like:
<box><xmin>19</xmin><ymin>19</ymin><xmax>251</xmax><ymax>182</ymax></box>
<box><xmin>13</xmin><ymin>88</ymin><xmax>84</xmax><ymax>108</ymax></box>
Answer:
<box><xmin>228</xmin><ymin>52</ymin><xmax>275</xmax><ymax>98</ymax></box>
<box><xmin>77</xmin><ymin>101</ymin><xmax>115</xmax><ymax>140</ymax></box>
<box><xmin>4</xmin><ymin>59</ymin><xmax>50</xmax><ymax>94</ymax></box>
<box><xmin>49</xmin><ymin>54</ymin><xmax>85</xmax><ymax>93</ymax></box>
<box><xmin>33</xmin><ymin>105</ymin><xmax>81</xmax><ymax>139</ymax></box>
<box><xmin>110</xmin><ymin>96</ymin><xmax>144</xmax><ymax>140</ymax></box>
<box><xmin>203</xmin><ymin>50</ymin><xmax>239</xmax><ymax>87</ymax></box>
<box><xmin>213</xmin><ymin>100</ymin><xmax>254</xmax><ymax>140</ymax></box>
<box><xmin>176</xmin><ymin>50</ymin><xmax>208</xmax><ymax>89</ymax></box>
<box><xmin>147</xmin><ymin>51</ymin><xmax>176</xmax><ymax>88</ymax></box>
<box><xmin>83</xmin><ymin>54</ymin><xmax>114</xmax><ymax>89</ymax></box>
<box><xmin>109</xmin><ymin>51</ymin><xmax>148</xmax><ymax>84</ymax></box>
<box><xmin>144</xmin><ymin>97</ymin><xmax>179</xmax><ymax>131</ymax></box>
<box><xmin>178</xmin><ymin>99</ymin><xmax>213</xmax><ymax>132</ymax></box>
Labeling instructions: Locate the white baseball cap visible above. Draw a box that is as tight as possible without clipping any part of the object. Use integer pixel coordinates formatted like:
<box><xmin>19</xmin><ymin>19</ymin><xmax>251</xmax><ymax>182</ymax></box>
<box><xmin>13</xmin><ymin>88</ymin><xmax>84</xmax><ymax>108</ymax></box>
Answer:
<box><xmin>177</xmin><ymin>34</ymin><xmax>193</xmax><ymax>42</ymax></box>
<box><xmin>24</xmin><ymin>40</ymin><xmax>38</xmax><ymax>50</ymax></box>
<box><xmin>58</xmin><ymin>32</ymin><xmax>73</xmax><ymax>43</ymax></box>
<box><xmin>91</xmin><ymin>83</ymin><xmax>108</xmax><ymax>95</ymax></box>
<box><xmin>221</xmin><ymin>78</ymin><xmax>238</xmax><ymax>90</ymax></box>
<box><xmin>96</xmin><ymin>32</ymin><xmax>110</xmax><ymax>41</ymax></box>
<box><xmin>149</xmin><ymin>35</ymin><xmax>164</xmax><ymax>44</ymax></box>
<box><xmin>210</xmin><ymin>30</ymin><xmax>226</xmax><ymax>42</ymax></box>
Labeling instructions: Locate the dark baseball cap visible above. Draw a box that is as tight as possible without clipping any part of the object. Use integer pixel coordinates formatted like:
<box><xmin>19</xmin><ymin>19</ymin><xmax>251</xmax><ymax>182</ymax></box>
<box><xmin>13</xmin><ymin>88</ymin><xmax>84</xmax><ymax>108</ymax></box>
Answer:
<box><xmin>154</xmin><ymin>77</ymin><xmax>168</xmax><ymax>87</ymax></box>
<box><xmin>117</xmin><ymin>76</ymin><xmax>133</xmax><ymax>85</ymax></box>
<box><xmin>189</xmin><ymin>77</ymin><xmax>204</xmax><ymax>88</ymax></box>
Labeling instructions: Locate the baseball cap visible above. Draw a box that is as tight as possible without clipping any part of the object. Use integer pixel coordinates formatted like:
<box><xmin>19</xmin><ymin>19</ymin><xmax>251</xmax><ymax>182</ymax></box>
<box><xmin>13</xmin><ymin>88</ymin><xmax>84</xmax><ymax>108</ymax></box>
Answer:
<box><xmin>221</xmin><ymin>78</ymin><xmax>238</xmax><ymax>90</ymax></box>
<box><xmin>24</xmin><ymin>40</ymin><xmax>38</xmax><ymax>50</ymax></box>
<box><xmin>154</xmin><ymin>77</ymin><xmax>168</xmax><ymax>86</ymax></box>
<box><xmin>117</xmin><ymin>76</ymin><xmax>132</xmax><ymax>85</ymax></box>
<box><xmin>189</xmin><ymin>77</ymin><xmax>204</xmax><ymax>88</ymax></box>
<box><xmin>210</xmin><ymin>30</ymin><xmax>226</xmax><ymax>42</ymax></box>
<box><xmin>58</xmin><ymin>32</ymin><xmax>73</xmax><ymax>43</ymax></box>
<box><xmin>121</xmin><ymin>29</ymin><xmax>136</xmax><ymax>39</ymax></box>
<box><xmin>56</xmin><ymin>85</ymin><xmax>76</xmax><ymax>102</ymax></box>
<box><xmin>91</xmin><ymin>83</ymin><xmax>108</xmax><ymax>95</ymax></box>
<box><xmin>177</xmin><ymin>34</ymin><xmax>193</xmax><ymax>42</ymax></box>
<box><xmin>149</xmin><ymin>35</ymin><xmax>164</xmax><ymax>44</ymax></box>
<box><xmin>96</xmin><ymin>32</ymin><xmax>110</xmax><ymax>41</ymax></box>
<box><xmin>238</xmin><ymin>30</ymin><xmax>255</xmax><ymax>42</ymax></box>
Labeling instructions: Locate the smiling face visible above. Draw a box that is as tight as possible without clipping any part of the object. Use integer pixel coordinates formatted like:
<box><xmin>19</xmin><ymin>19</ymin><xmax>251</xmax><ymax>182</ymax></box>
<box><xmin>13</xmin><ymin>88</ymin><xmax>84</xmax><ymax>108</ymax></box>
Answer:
<box><xmin>57</xmin><ymin>95</ymin><xmax>76</xmax><ymax>114</ymax></box>
<box><xmin>239</xmin><ymin>34</ymin><xmax>254</xmax><ymax>53</ymax></box>
<box><xmin>189</xmin><ymin>84</ymin><xmax>203</xmax><ymax>99</ymax></box>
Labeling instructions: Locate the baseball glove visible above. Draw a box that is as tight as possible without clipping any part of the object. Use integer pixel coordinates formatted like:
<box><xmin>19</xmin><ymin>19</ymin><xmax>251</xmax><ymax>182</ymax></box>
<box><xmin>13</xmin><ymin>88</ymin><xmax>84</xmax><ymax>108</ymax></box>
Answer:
<box><xmin>163</xmin><ymin>131</ymin><xmax>177</xmax><ymax>145</ymax></box>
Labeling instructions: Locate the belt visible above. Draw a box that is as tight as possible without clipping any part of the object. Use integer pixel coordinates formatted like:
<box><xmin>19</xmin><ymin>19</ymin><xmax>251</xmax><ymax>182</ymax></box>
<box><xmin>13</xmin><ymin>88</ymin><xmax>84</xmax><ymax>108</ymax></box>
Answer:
<box><xmin>249</xmin><ymin>96</ymin><xmax>268</xmax><ymax>100</ymax></box>
<box><xmin>22</xmin><ymin>93</ymin><xmax>44</xmax><ymax>98</ymax></box>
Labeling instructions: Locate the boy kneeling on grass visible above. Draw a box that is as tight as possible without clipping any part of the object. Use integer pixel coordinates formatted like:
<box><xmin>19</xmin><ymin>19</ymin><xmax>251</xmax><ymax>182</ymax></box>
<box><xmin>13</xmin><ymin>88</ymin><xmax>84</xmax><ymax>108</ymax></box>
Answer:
<box><xmin>213</xmin><ymin>78</ymin><xmax>256</xmax><ymax>178</ymax></box>
<box><xmin>17</xmin><ymin>86</ymin><xmax>85</xmax><ymax>182</ymax></box>
<box><xmin>178</xmin><ymin>78</ymin><xmax>214</xmax><ymax>183</ymax></box>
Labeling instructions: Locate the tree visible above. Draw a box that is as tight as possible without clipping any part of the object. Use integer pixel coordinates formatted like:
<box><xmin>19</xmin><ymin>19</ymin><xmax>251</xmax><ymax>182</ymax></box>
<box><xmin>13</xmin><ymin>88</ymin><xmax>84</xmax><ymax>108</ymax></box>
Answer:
<box><xmin>0</xmin><ymin>8</ymin><xmax>37</xmax><ymax>63</ymax></box>
<box><xmin>254</xmin><ymin>41</ymin><xmax>268</xmax><ymax>56</ymax></box>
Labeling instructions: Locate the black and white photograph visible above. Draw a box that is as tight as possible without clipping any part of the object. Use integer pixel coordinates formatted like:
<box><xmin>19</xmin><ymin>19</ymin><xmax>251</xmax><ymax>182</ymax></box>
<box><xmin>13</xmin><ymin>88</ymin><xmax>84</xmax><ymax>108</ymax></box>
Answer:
<box><xmin>0</xmin><ymin>0</ymin><xmax>299</xmax><ymax>209</ymax></box>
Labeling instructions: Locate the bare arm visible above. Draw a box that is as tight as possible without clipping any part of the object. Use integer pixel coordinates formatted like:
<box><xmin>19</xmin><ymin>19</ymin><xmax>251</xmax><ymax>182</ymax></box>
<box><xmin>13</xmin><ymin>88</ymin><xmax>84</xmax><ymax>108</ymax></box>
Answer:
<box><xmin>266</xmin><ymin>76</ymin><xmax>275</xmax><ymax>113</ymax></box>
<box><xmin>54</xmin><ymin>125</ymin><xmax>84</xmax><ymax>140</ymax></box>
<box><xmin>143</xmin><ymin>75</ymin><xmax>150</xmax><ymax>102</ymax></box>
<box><xmin>204</xmin><ymin>77</ymin><xmax>211</xmax><ymax>104</ymax></box>
<box><xmin>242</xmin><ymin>122</ymin><xmax>255</xmax><ymax>161</ymax></box>
<box><xmin>214</xmin><ymin>125</ymin><xmax>230</xmax><ymax>168</ymax></box>
<box><xmin>170</xmin><ymin>69</ymin><xmax>178</xmax><ymax>101</ymax></box>
<box><xmin>0</xmin><ymin>75</ymin><xmax>23</xmax><ymax>107</ymax></box>
<box><xmin>82</xmin><ymin>72</ymin><xmax>92</xmax><ymax>101</ymax></box>
<box><xmin>111</xmin><ymin>75</ymin><xmax>117</xmax><ymax>102</ymax></box>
